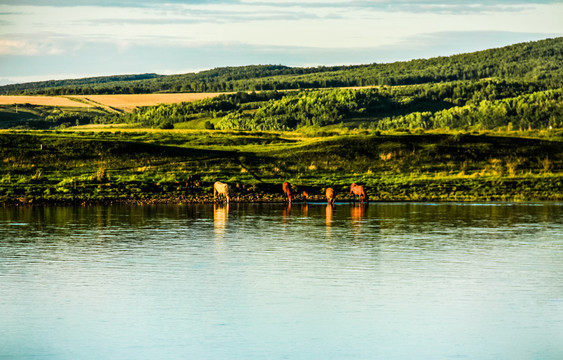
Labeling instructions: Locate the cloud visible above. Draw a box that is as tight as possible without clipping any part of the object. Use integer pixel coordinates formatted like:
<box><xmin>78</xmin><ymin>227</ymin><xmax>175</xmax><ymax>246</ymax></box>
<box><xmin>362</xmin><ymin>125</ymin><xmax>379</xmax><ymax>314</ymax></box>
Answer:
<box><xmin>0</xmin><ymin>1</ymin><xmax>562</xmax><ymax>82</ymax></box>
<box><xmin>2</xmin><ymin>2</ymin><xmax>560</xmax><ymax>48</ymax></box>
<box><xmin>0</xmin><ymin>38</ymin><xmax>64</xmax><ymax>55</ymax></box>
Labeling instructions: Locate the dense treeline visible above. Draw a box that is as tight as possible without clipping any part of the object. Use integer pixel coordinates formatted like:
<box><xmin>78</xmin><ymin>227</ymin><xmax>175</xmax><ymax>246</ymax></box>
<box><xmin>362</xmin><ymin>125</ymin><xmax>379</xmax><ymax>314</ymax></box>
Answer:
<box><xmin>0</xmin><ymin>65</ymin><xmax>338</xmax><ymax>95</ymax></box>
<box><xmin>129</xmin><ymin>91</ymin><xmax>285</xmax><ymax>128</ymax></box>
<box><xmin>2</xmin><ymin>37</ymin><xmax>562</xmax><ymax>95</ymax></box>
<box><xmin>375</xmin><ymin>89</ymin><xmax>563</xmax><ymax>131</ymax></box>
<box><xmin>0</xmin><ymin>74</ymin><xmax>160</xmax><ymax>94</ymax></box>
<box><xmin>128</xmin><ymin>79</ymin><xmax>562</xmax><ymax>131</ymax></box>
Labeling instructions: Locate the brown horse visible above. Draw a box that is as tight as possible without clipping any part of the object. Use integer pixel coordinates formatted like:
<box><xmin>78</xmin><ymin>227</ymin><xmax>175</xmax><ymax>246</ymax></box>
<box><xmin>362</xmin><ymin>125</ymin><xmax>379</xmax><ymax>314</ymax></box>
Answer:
<box><xmin>325</xmin><ymin>187</ymin><xmax>335</xmax><ymax>206</ymax></box>
<box><xmin>214</xmin><ymin>181</ymin><xmax>230</xmax><ymax>203</ymax></box>
<box><xmin>282</xmin><ymin>182</ymin><xmax>292</xmax><ymax>203</ymax></box>
<box><xmin>350</xmin><ymin>183</ymin><xmax>368</xmax><ymax>203</ymax></box>
<box><xmin>302</xmin><ymin>190</ymin><xmax>309</xmax><ymax>203</ymax></box>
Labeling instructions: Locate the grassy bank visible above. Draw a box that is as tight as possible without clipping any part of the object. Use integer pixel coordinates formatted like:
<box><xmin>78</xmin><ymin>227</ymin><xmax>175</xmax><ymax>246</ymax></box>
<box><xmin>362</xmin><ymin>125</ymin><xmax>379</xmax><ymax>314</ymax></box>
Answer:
<box><xmin>0</xmin><ymin>129</ymin><xmax>561</xmax><ymax>205</ymax></box>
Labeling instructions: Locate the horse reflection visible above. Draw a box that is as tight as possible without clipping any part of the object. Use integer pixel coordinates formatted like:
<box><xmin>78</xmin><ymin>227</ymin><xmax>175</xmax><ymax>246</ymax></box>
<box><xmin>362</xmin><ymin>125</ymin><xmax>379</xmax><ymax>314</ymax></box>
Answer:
<box><xmin>214</xmin><ymin>203</ymin><xmax>229</xmax><ymax>238</ymax></box>
<box><xmin>326</xmin><ymin>204</ymin><xmax>333</xmax><ymax>226</ymax></box>
<box><xmin>350</xmin><ymin>204</ymin><xmax>366</xmax><ymax>229</ymax></box>
<box><xmin>283</xmin><ymin>203</ymin><xmax>291</xmax><ymax>224</ymax></box>
<box><xmin>301</xmin><ymin>203</ymin><xmax>309</xmax><ymax>217</ymax></box>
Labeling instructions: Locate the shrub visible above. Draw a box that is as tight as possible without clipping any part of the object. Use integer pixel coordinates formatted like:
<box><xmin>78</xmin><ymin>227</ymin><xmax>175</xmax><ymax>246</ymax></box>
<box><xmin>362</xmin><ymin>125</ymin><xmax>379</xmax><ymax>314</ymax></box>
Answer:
<box><xmin>91</xmin><ymin>165</ymin><xmax>109</xmax><ymax>182</ymax></box>
<box><xmin>158</xmin><ymin>121</ymin><xmax>174</xmax><ymax>129</ymax></box>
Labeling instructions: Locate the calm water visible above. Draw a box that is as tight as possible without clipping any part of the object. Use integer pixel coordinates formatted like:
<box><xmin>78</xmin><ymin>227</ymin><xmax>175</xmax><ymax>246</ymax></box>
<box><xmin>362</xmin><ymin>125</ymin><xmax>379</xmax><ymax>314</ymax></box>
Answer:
<box><xmin>1</xmin><ymin>202</ymin><xmax>562</xmax><ymax>360</ymax></box>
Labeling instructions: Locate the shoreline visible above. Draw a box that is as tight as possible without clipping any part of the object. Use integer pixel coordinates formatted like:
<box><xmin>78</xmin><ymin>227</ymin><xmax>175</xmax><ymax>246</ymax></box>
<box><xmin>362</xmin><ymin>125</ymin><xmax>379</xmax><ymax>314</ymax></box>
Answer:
<box><xmin>2</xmin><ymin>193</ymin><xmax>561</xmax><ymax>207</ymax></box>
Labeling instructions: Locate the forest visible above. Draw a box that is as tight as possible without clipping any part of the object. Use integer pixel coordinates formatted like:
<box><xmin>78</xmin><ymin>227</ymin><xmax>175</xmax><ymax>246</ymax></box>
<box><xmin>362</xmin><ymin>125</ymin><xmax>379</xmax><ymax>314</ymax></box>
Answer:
<box><xmin>2</xmin><ymin>37</ymin><xmax>561</xmax><ymax>95</ymax></box>
<box><xmin>0</xmin><ymin>37</ymin><xmax>561</xmax><ymax>204</ymax></box>
<box><xmin>2</xmin><ymin>37</ymin><xmax>560</xmax><ymax>132</ymax></box>
<box><xmin>128</xmin><ymin>80</ymin><xmax>562</xmax><ymax>131</ymax></box>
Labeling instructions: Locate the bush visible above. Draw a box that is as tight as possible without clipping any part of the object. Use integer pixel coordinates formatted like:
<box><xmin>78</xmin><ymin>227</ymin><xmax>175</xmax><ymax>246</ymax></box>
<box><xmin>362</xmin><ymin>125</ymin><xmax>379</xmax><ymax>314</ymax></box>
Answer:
<box><xmin>158</xmin><ymin>121</ymin><xmax>174</xmax><ymax>129</ymax></box>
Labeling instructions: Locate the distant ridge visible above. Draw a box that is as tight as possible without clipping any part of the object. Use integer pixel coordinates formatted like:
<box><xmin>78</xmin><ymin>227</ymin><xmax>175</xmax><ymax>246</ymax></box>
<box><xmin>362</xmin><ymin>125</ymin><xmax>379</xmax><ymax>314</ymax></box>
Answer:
<box><xmin>1</xmin><ymin>37</ymin><xmax>561</xmax><ymax>95</ymax></box>
<box><xmin>0</xmin><ymin>73</ymin><xmax>160</xmax><ymax>93</ymax></box>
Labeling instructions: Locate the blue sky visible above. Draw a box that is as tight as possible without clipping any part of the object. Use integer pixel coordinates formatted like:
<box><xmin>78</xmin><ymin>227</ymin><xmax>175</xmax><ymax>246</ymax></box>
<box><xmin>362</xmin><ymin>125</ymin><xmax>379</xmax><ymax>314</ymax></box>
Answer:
<box><xmin>0</xmin><ymin>0</ymin><xmax>562</xmax><ymax>85</ymax></box>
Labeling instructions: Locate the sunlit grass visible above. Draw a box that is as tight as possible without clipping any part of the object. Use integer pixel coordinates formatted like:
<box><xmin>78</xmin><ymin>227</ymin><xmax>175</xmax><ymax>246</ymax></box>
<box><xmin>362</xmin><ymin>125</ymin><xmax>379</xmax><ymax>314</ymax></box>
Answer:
<box><xmin>0</xmin><ymin>129</ymin><xmax>561</xmax><ymax>204</ymax></box>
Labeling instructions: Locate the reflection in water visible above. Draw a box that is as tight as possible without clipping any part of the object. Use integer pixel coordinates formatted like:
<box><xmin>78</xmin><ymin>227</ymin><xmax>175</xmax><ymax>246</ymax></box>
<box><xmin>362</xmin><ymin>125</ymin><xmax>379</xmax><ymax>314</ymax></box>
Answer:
<box><xmin>283</xmin><ymin>203</ymin><xmax>291</xmax><ymax>224</ymax></box>
<box><xmin>301</xmin><ymin>203</ymin><xmax>309</xmax><ymax>217</ymax></box>
<box><xmin>1</xmin><ymin>203</ymin><xmax>562</xmax><ymax>360</ymax></box>
<box><xmin>326</xmin><ymin>204</ymin><xmax>333</xmax><ymax>227</ymax></box>
<box><xmin>350</xmin><ymin>204</ymin><xmax>366</xmax><ymax>230</ymax></box>
<box><xmin>213</xmin><ymin>203</ymin><xmax>229</xmax><ymax>238</ymax></box>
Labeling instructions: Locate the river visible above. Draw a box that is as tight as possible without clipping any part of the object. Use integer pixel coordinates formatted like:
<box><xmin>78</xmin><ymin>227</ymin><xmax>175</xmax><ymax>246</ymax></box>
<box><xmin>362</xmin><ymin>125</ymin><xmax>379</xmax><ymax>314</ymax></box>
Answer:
<box><xmin>1</xmin><ymin>202</ymin><xmax>562</xmax><ymax>359</ymax></box>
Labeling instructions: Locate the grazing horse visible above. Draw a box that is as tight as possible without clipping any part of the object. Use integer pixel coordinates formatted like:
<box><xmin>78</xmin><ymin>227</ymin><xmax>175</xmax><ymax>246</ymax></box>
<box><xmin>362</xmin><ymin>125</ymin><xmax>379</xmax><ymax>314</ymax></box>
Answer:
<box><xmin>214</xmin><ymin>181</ymin><xmax>230</xmax><ymax>203</ymax></box>
<box><xmin>282</xmin><ymin>182</ymin><xmax>292</xmax><ymax>203</ymax></box>
<box><xmin>350</xmin><ymin>183</ymin><xmax>368</xmax><ymax>203</ymax></box>
<box><xmin>325</xmin><ymin>187</ymin><xmax>335</xmax><ymax>206</ymax></box>
<box><xmin>302</xmin><ymin>191</ymin><xmax>309</xmax><ymax>204</ymax></box>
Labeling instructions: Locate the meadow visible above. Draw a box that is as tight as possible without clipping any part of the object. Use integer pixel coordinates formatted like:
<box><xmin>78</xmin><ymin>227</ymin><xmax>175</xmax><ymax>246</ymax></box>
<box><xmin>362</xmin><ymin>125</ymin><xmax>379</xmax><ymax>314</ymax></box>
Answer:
<box><xmin>1</xmin><ymin>38</ymin><xmax>561</xmax><ymax>204</ymax></box>
<box><xmin>1</xmin><ymin>128</ymin><xmax>561</xmax><ymax>205</ymax></box>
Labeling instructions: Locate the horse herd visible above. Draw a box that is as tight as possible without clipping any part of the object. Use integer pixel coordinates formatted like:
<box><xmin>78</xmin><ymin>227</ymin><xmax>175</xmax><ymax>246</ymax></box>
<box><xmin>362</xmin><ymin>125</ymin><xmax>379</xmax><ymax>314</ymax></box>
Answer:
<box><xmin>214</xmin><ymin>181</ymin><xmax>368</xmax><ymax>205</ymax></box>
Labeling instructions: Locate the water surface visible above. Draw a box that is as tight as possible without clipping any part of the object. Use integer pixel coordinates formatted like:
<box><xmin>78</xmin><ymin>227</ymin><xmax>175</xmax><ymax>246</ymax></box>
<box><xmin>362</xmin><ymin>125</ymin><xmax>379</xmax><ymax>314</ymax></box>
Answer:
<box><xmin>1</xmin><ymin>203</ymin><xmax>562</xmax><ymax>359</ymax></box>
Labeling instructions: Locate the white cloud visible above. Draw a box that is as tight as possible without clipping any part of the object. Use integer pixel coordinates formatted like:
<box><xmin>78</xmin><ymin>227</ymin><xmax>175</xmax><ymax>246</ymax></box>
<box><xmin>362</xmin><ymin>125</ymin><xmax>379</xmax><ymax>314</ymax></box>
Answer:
<box><xmin>2</xmin><ymin>2</ymin><xmax>561</xmax><ymax>49</ymax></box>
<box><xmin>0</xmin><ymin>38</ymin><xmax>64</xmax><ymax>55</ymax></box>
<box><xmin>0</xmin><ymin>1</ymin><xmax>562</xmax><ymax>81</ymax></box>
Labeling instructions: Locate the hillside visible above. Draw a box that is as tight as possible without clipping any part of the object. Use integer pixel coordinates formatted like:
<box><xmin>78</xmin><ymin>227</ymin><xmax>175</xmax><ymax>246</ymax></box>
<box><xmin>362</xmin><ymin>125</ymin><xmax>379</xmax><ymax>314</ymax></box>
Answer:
<box><xmin>0</xmin><ymin>130</ymin><xmax>561</xmax><ymax>204</ymax></box>
<box><xmin>128</xmin><ymin>80</ymin><xmax>562</xmax><ymax>131</ymax></box>
<box><xmin>1</xmin><ymin>37</ymin><xmax>561</xmax><ymax>131</ymax></box>
<box><xmin>0</xmin><ymin>73</ymin><xmax>160</xmax><ymax>95</ymax></box>
<box><xmin>2</xmin><ymin>37</ymin><xmax>562</xmax><ymax>95</ymax></box>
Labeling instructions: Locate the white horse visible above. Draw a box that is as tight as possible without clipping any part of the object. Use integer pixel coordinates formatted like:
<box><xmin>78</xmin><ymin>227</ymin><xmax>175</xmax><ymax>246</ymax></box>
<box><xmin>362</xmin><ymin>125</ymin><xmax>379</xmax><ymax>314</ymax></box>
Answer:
<box><xmin>214</xmin><ymin>181</ymin><xmax>230</xmax><ymax>203</ymax></box>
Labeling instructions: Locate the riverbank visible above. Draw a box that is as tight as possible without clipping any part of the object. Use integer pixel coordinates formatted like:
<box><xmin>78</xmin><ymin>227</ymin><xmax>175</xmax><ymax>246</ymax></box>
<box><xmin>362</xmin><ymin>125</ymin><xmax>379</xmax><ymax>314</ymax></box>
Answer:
<box><xmin>1</xmin><ymin>129</ymin><xmax>561</xmax><ymax>205</ymax></box>
<box><xmin>3</xmin><ymin>175</ymin><xmax>561</xmax><ymax>206</ymax></box>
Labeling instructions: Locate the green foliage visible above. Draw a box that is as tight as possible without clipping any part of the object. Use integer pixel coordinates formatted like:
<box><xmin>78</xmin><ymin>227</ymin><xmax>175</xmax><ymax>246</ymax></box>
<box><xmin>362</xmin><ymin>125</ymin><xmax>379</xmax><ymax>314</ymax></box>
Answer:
<box><xmin>129</xmin><ymin>91</ymin><xmax>284</xmax><ymax>127</ymax></box>
<box><xmin>0</xmin><ymin>131</ymin><xmax>561</xmax><ymax>204</ymax></box>
<box><xmin>154</xmin><ymin>81</ymin><xmax>561</xmax><ymax>131</ymax></box>
<box><xmin>3</xmin><ymin>37</ymin><xmax>562</xmax><ymax>95</ymax></box>
<box><xmin>376</xmin><ymin>88</ymin><xmax>563</xmax><ymax>131</ymax></box>
<box><xmin>157</xmin><ymin>121</ymin><xmax>174</xmax><ymax>129</ymax></box>
<box><xmin>3</xmin><ymin>38</ymin><xmax>562</xmax><ymax>134</ymax></box>
<box><xmin>0</xmin><ymin>104</ymin><xmax>112</xmax><ymax>130</ymax></box>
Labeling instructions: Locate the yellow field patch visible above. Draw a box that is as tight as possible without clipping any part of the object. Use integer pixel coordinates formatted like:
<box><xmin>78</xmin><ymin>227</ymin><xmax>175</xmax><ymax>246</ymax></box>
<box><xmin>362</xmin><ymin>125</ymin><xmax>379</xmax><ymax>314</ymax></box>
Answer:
<box><xmin>0</xmin><ymin>95</ymin><xmax>91</xmax><ymax>108</ymax></box>
<box><xmin>0</xmin><ymin>93</ymin><xmax>227</xmax><ymax>112</ymax></box>
<box><xmin>72</xmin><ymin>93</ymin><xmax>226</xmax><ymax>112</ymax></box>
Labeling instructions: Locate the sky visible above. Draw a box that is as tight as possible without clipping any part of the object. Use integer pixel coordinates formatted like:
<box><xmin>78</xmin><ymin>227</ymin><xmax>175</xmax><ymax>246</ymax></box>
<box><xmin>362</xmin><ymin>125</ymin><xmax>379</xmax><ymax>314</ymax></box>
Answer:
<box><xmin>0</xmin><ymin>0</ymin><xmax>562</xmax><ymax>85</ymax></box>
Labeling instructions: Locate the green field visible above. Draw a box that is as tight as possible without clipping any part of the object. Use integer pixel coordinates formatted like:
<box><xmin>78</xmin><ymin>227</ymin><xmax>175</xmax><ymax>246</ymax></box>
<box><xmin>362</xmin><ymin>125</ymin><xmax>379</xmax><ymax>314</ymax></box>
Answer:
<box><xmin>1</xmin><ymin>37</ymin><xmax>561</xmax><ymax>204</ymax></box>
<box><xmin>1</xmin><ymin>129</ymin><xmax>561</xmax><ymax>205</ymax></box>
<box><xmin>0</xmin><ymin>104</ymin><xmax>110</xmax><ymax>130</ymax></box>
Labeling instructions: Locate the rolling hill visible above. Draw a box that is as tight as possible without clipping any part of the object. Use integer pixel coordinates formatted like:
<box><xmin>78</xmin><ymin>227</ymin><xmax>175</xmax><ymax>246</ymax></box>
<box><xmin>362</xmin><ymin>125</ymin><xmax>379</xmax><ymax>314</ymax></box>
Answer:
<box><xmin>1</xmin><ymin>37</ymin><xmax>561</xmax><ymax>96</ymax></box>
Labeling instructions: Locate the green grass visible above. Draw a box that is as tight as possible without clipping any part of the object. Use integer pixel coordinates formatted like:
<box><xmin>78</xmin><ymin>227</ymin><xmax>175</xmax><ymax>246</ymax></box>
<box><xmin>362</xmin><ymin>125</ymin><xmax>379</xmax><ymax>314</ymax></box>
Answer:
<box><xmin>0</xmin><ymin>104</ymin><xmax>109</xmax><ymax>130</ymax></box>
<box><xmin>0</xmin><ymin>129</ymin><xmax>561</xmax><ymax>204</ymax></box>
